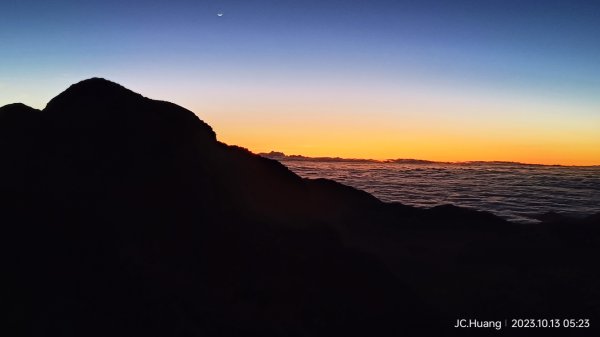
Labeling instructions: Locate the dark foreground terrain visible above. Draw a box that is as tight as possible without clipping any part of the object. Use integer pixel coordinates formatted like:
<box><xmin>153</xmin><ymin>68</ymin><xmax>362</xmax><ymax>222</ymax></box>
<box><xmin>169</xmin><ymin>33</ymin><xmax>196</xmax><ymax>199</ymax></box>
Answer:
<box><xmin>2</xmin><ymin>78</ymin><xmax>599</xmax><ymax>336</ymax></box>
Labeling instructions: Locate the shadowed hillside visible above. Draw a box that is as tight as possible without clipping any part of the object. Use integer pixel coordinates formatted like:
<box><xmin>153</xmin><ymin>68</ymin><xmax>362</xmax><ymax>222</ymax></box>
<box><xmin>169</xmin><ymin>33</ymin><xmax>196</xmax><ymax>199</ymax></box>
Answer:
<box><xmin>2</xmin><ymin>78</ymin><xmax>599</xmax><ymax>336</ymax></box>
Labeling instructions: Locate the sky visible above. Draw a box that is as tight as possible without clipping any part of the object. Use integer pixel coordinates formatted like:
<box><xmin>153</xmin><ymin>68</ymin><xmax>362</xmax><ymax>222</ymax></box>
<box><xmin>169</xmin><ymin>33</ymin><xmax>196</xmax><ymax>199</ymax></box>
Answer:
<box><xmin>1</xmin><ymin>0</ymin><xmax>599</xmax><ymax>165</ymax></box>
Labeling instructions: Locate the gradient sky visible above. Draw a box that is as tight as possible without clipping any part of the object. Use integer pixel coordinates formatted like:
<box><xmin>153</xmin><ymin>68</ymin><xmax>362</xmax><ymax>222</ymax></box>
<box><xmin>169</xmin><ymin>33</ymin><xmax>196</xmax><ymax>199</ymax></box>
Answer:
<box><xmin>1</xmin><ymin>0</ymin><xmax>599</xmax><ymax>165</ymax></box>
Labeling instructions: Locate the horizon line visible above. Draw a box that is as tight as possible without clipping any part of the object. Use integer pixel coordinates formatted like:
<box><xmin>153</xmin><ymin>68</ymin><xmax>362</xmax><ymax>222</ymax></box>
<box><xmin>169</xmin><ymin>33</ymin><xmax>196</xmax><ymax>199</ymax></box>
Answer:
<box><xmin>258</xmin><ymin>151</ymin><xmax>600</xmax><ymax>168</ymax></box>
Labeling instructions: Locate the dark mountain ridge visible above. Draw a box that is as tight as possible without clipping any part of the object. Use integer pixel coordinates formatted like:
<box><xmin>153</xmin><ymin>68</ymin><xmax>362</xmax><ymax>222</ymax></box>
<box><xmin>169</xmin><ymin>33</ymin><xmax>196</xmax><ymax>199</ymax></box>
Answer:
<box><xmin>2</xmin><ymin>78</ymin><xmax>599</xmax><ymax>336</ymax></box>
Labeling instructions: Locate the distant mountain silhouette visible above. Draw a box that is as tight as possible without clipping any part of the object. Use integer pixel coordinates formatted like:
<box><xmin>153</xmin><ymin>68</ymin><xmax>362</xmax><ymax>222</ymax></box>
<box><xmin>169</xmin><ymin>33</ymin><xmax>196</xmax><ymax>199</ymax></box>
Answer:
<box><xmin>2</xmin><ymin>78</ymin><xmax>599</xmax><ymax>336</ymax></box>
<box><xmin>260</xmin><ymin>151</ymin><xmax>589</xmax><ymax>167</ymax></box>
<box><xmin>259</xmin><ymin>151</ymin><xmax>383</xmax><ymax>163</ymax></box>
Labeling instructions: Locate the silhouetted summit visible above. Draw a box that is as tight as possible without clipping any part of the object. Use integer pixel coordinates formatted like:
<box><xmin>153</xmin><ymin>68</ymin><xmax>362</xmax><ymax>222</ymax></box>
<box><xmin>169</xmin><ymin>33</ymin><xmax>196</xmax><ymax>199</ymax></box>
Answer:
<box><xmin>2</xmin><ymin>79</ymin><xmax>599</xmax><ymax>336</ymax></box>
<box><xmin>44</xmin><ymin>77</ymin><xmax>216</xmax><ymax>142</ymax></box>
<box><xmin>47</xmin><ymin>77</ymin><xmax>143</xmax><ymax>104</ymax></box>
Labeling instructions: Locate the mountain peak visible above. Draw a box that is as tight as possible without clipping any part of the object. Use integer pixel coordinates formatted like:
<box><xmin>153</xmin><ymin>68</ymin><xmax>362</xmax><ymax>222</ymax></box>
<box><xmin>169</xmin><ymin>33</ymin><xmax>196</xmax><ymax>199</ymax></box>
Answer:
<box><xmin>41</xmin><ymin>77</ymin><xmax>217</xmax><ymax>143</ymax></box>
<box><xmin>44</xmin><ymin>77</ymin><xmax>144</xmax><ymax>111</ymax></box>
<box><xmin>0</xmin><ymin>103</ymin><xmax>40</xmax><ymax>116</ymax></box>
<box><xmin>70</xmin><ymin>77</ymin><xmax>124</xmax><ymax>87</ymax></box>
<box><xmin>62</xmin><ymin>77</ymin><xmax>135</xmax><ymax>92</ymax></box>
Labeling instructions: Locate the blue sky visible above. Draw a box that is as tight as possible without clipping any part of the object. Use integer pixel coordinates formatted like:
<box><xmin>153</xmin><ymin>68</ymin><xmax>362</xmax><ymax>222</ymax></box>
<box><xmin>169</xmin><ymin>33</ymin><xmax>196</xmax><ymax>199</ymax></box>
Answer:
<box><xmin>1</xmin><ymin>0</ymin><xmax>599</xmax><ymax>164</ymax></box>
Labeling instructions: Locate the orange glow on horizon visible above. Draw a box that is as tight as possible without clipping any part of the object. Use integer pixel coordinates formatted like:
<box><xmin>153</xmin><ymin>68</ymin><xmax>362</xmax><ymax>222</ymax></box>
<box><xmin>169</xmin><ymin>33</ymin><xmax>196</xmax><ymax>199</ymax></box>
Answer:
<box><xmin>203</xmin><ymin>113</ymin><xmax>600</xmax><ymax>166</ymax></box>
<box><xmin>141</xmin><ymin>79</ymin><xmax>600</xmax><ymax>167</ymax></box>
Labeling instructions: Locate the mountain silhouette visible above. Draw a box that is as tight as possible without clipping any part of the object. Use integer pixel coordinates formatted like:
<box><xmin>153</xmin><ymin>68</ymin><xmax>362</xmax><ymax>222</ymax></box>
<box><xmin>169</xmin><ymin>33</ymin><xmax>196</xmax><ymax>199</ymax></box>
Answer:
<box><xmin>2</xmin><ymin>78</ymin><xmax>599</xmax><ymax>336</ymax></box>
